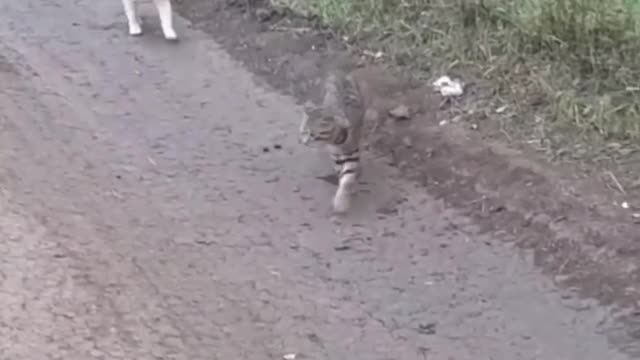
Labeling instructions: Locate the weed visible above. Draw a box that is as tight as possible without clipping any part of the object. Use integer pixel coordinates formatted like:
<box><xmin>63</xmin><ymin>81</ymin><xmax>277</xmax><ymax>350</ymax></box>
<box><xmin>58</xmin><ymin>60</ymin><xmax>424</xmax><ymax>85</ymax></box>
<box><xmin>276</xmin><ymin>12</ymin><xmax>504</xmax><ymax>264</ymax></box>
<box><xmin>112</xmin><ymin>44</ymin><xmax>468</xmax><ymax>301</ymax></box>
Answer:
<box><xmin>274</xmin><ymin>0</ymin><xmax>640</xmax><ymax>144</ymax></box>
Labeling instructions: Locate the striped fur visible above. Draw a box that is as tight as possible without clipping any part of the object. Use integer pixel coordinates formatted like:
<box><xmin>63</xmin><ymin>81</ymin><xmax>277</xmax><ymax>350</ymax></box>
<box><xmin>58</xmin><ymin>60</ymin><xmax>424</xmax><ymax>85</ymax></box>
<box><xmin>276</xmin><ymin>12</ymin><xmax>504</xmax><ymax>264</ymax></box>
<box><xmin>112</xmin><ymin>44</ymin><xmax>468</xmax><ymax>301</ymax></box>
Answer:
<box><xmin>299</xmin><ymin>71</ymin><xmax>366</xmax><ymax>213</ymax></box>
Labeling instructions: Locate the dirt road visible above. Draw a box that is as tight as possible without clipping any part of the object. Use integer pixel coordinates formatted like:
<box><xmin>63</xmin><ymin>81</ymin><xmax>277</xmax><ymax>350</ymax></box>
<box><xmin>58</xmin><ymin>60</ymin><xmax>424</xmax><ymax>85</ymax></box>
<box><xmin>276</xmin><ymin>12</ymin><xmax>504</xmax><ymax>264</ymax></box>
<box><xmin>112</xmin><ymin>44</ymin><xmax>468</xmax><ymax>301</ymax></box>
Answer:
<box><xmin>0</xmin><ymin>0</ymin><xmax>636</xmax><ymax>359</ymax></box>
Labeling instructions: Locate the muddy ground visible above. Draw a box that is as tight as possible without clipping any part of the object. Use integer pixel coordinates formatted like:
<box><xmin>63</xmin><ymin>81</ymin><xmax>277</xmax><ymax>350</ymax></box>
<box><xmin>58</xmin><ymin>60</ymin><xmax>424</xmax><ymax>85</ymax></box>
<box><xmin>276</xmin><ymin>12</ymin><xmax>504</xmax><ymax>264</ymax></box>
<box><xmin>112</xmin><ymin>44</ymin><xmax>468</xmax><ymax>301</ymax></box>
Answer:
<box><xmin>174</xmin><ymin>0</ymin><xmax>640</xmax><ymax>346</ymax></box>
<box><xmin>1</xmin><ymin>0</ymin><xmax>640</xmax><ymax>358</ymax></box>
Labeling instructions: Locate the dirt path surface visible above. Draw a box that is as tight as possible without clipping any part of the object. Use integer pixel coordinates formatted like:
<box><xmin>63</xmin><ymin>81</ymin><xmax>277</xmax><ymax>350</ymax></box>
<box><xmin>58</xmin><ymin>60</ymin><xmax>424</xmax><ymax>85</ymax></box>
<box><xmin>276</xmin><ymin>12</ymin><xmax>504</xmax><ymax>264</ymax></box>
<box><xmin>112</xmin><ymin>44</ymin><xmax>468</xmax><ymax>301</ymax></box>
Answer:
<box><xmin>0</xmin><ymin>0</ymin><xmax>637</xmax><ymax>359</ymax></box>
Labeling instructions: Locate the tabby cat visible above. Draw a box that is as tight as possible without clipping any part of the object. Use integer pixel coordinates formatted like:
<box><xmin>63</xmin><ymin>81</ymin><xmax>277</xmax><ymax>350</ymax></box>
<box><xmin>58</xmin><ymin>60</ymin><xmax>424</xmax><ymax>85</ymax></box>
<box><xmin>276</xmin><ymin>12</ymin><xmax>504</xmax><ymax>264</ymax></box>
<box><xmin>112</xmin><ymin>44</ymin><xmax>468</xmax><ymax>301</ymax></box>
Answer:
<box><xmin>299</xmin><ymin>71</ymin><xmax>366</xmax><ymax>213</ymax></box>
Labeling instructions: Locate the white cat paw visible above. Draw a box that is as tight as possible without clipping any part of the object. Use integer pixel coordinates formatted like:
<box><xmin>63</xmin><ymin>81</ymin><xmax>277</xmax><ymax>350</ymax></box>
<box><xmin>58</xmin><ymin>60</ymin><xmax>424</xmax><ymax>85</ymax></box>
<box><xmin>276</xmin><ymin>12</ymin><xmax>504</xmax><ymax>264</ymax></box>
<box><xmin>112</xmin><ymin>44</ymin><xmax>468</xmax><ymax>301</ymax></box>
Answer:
<box><xmin>163</xmin><ymin>28</ymin><xmax>178</xmax><ymax>40</ymax></box>
<box><xmin>332</xmin><ymin>193</ymin><xmax>351</xmax><ymax>213</ymax></box>
<box><xmin>128</xmin><ymin>23</ymin><xmax>143</xmax><ymax>36</ymax></box>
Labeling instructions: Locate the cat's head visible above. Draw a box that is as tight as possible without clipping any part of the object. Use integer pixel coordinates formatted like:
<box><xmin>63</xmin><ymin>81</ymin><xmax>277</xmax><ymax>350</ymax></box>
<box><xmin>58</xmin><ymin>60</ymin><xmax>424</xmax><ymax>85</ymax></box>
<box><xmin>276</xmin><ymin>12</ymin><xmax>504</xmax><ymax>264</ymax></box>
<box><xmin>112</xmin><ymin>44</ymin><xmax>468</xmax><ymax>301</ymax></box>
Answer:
<box><xmin>299</xmin><ymin>105</ymin><xmax>348</xmax><ymax>147</ymax></box>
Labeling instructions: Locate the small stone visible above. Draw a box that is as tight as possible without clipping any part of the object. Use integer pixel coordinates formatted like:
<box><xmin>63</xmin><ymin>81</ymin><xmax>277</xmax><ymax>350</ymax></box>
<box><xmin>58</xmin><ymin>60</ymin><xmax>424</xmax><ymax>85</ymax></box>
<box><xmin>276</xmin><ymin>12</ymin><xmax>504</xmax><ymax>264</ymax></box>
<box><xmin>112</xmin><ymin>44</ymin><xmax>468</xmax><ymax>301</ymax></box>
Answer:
<box><xmin>265</xmin><ymin>176</ymin><xmax>280</xmax><ymax>183</ymax></box>
<box><xmin>417</xmin><ymin>322</ymin><xmax>437</xmax><ymax>335</ymax></box>
<box><xmin>402</xmin><ymin>136</ymin><xmax>413</xmax><ymax>148</ymax></box>
<box><xmin>389</xmin><ymin>105</ymin><xmax>411</xmax><ymax>120</ymax></box>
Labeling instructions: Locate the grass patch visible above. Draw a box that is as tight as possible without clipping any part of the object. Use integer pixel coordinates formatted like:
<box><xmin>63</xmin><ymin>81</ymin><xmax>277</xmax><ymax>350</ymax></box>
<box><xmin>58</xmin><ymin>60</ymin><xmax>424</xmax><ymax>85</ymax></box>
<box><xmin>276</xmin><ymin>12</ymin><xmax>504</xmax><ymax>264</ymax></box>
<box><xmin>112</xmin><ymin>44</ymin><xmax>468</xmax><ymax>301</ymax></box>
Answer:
<box><xmin>273</xmin><ymin>0</ymin><xmax>640</xmax><ymax>150</ymax></box>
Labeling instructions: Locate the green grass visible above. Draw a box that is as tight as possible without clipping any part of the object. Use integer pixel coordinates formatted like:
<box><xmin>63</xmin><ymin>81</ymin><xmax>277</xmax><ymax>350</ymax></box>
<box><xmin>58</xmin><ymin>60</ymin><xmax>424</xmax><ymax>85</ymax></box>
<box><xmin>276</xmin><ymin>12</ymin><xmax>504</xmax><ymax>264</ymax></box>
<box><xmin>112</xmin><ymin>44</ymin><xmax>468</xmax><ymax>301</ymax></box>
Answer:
<box><xmin>273</xmin><ymin>0</ymin><xmax>640</xmax><ymax>144</ymax></box>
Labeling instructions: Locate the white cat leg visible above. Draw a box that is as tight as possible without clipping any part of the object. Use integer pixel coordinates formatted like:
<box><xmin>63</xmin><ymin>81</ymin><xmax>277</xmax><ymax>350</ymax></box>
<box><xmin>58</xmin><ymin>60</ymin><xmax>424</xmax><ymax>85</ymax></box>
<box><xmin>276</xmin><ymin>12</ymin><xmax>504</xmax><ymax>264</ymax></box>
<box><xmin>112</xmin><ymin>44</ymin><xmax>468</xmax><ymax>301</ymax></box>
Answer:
<box><xmin>122</xmin><ymin>0</ymin><xmax>142</xmax><ymax>36</ymax></box>
<box><xmin>154</xmin><ymin>0</ymin><xmax>177</xmax><ymax>40</ymax></box>
<box><xmin>333</xmin><ymin>172</ymin><xmax>357</xmax><ymax>213</ymax></box>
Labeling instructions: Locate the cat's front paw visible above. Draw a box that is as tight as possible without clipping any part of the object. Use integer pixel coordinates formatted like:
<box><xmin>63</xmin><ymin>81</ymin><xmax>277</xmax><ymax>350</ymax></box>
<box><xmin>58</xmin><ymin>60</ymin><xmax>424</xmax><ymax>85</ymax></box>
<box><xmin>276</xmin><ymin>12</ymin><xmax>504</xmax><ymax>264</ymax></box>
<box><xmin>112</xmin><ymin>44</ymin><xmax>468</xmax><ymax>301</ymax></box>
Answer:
<box><xmin>163</xmin><ymin>27</ymin><xmax>178</xmax><ymax>40</ymax></box>
<box><xmin>128</xmin><ymin>22</ymin><xmax>143</xmax><ymax>36</ymax></box>
<box><xmin>332</xmin><ymin>192</ymin><xmax>351</xmax><ymax>213</ymax></box>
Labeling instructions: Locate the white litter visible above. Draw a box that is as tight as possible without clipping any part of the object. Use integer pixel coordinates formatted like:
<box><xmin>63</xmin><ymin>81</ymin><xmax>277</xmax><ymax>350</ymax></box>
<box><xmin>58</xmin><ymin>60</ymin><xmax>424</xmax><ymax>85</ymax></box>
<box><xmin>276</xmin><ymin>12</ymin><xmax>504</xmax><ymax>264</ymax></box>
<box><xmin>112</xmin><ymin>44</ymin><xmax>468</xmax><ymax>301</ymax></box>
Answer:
<box><xmin>621</xmin><ymin>201</ymin><xmax>630</xmax><ymax>209</ymax></box>
<box><xmin>283</xmin><ymin>354</ymin><xmax>297</xmax><ymax>360</ymax></box>
<box><xmin>432</xmin><ymin>76</ymin><xmax>464</xmax><ymax>97</ymax></box>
